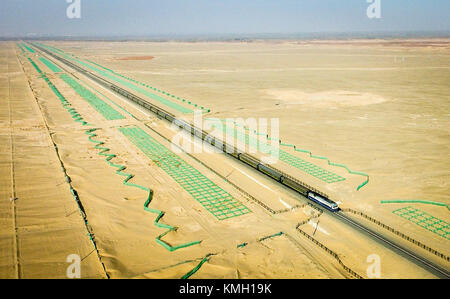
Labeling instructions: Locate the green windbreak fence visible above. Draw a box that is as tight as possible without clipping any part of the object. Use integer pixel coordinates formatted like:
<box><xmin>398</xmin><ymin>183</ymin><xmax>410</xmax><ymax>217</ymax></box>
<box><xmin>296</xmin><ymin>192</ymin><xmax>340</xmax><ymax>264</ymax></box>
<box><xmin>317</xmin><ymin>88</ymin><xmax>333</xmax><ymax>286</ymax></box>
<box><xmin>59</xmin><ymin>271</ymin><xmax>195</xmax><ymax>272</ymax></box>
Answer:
<box><xmin>381</xmin><ymin>200</ymin><xmax>450</xmax><ymax>210</ymax></box>
<box><xmin>39</xmin><ymin>57</ymin><xmax>63</xmax><ymax>73</ymax></box>
<box><xmin>119</xmin><ymin>126</ymin><xmax>251</xmax><ymax>220</ymax></box>
<box><xmin>278</xmin><ymin>150</ymin><xmax>345</xmax><ymax>183</ymax></box>
<box><xmin>17</xmin><ymin>43</ymin><xmax>25</xmax><ymax>53</ymax></box>
<box><xmin>22</xmin><ymin>43</ymin><xmax>35</xmax><ymax>53</ymax></box>
<box><xmin>27</xmin><ymin>58</ymin><xmax>43</xmax><ymax>75</ymax></box>
<box><xmin>36</xmin><ymin>43</ymin><xmax>192</xmax><ymax>114</ymax></box>
<box><xmin>233</xmin><ymin>124</ymin><xmax>345</xmax><ymax>183</ymax></box>
<box><xmin>210</xmin><ymin>119</ymin><xmax>345</xmax><ymax>184</ymax></box>
<box><xmin>76</xmin><ymin>60</ymin><xmax>193</xmax><ymax>114</ymax></box>
<box><xmin>393</xmin><ymin>206</ymin><xmax>449</xmax><ymax>240</ymax></box>
<box><xmin>86</xmin><ymin>59</ymin><xmax>210</xmax><ymax>113</ymax></box>
<box><xmin>59</xmin><ymin>74</ymin><xmax>125</xmax><ymax>120</ymax></box>
<box><xmin>230</xmin><ymin>120</ymin><xmax>368</xmax><ymax>189</ymax></box>
<box><xmin>39</xmin><ymin>43</ymin><xmax>64</xmax><ymax>54</ymax></box>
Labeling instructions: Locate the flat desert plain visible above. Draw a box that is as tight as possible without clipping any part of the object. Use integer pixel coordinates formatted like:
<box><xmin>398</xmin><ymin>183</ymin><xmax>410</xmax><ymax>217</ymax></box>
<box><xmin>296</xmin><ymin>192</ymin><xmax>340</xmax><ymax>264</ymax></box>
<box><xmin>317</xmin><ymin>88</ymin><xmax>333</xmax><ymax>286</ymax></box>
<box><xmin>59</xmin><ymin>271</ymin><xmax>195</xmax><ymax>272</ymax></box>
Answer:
<box><xmin>0</xmin><ymin>39</ymin><xmax>449</xmax><ymax>278</ymax></box>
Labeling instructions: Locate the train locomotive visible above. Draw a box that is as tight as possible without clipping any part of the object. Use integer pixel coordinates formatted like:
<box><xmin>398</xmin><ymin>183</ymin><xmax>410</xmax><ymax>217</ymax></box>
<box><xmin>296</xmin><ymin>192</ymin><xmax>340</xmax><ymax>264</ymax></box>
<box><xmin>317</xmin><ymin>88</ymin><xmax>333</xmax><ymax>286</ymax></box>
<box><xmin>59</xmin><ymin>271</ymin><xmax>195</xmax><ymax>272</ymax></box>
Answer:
<box><xmin>234</xmin><ymin>153</ymin><xmax>340</xmax><ymax>212</ymax></box>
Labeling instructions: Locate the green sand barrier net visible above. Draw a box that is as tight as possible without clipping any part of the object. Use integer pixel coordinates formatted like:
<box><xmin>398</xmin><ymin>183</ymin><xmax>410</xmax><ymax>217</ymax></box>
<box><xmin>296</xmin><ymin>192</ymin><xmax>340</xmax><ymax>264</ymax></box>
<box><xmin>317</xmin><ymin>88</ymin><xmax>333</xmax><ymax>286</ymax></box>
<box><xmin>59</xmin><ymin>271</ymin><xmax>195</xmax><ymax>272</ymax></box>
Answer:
<box><xmin>393</xmin><ymin>206</ymin><xmax>450</xmax><ymax>240</ymax></box>
<box><xmin>239</xmin><ymin>128</ymin><xmax>345</xmax><ymax>183</ymax></box>
<box><xmin>59</xmin><ymin>74</ymin><xmax>125</xmax><ymax>121</ymax></box>
<box><xmin>382</xmin><ymin>200</ymin><xmax>450</xmax><ymax>210</ymax></box>
<box><xmin>119</xmin><ymin>126</ymin><xmax>251</xmax><ymax>220</ymax></box>
<box><xmin>22</xmin><ymin>43</ymin><xmax>35</xmax><ymax>53</ymax></box>
<box><xmin>86</xmin><ymin>59</ymin><xmax>210</xmax><ymax>113</ymax></box>
<box><xmin>278</xmin><ymin>149</ymin><xmax>345</xmax><ymax>183</ymax></box>
<box><xmin>39</xmin><ymin>57</ymin><xmax>63</xmax><ymax>73</ymax></box>
<box><xmin>17</xmin><ymin>43</ymin><xmax>25</xmax><ymax>53</ymax></box>
<box><xmin>36</xmin><ymin>43</ymin><xmax>192</xmax><ymax>114</ymax></box>
<box><xmin>78</xmin><ymin>60</ymin><xmax>193</xmax><ymax>114</ymax></box>
<box><xmin>212</xmin><ymin>120</ymin><xmax>345</xmax><ymax>184</ymax></box>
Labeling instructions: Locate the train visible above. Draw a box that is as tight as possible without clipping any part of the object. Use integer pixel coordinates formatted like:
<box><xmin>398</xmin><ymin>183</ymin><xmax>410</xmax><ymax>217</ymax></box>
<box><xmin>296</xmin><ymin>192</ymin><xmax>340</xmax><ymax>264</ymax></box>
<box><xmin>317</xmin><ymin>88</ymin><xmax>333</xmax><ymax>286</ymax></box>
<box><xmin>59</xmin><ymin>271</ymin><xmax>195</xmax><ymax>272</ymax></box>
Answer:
<box><xmin>232</xmin><ymin>152</ymin><xmax>340</xmax><ymax>212</ymax></box>
<box><xmin>307</xmin><ymin>191</ymin><xmax>339</xmax><ymax>212</ymax></box>
<box><xmin>169</xmin><ymin>118</ymin><xmax>341</xmax><ymax>213</ymax></box>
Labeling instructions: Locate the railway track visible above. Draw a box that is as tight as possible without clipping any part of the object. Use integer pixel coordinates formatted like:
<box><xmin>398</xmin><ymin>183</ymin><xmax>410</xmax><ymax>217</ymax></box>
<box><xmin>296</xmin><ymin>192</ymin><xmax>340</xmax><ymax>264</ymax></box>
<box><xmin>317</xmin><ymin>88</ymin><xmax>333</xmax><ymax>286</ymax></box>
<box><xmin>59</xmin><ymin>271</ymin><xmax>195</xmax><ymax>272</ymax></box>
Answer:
<box><xmin>334</xmin><ymin>211</ymin><xmax>450</xmax><ymax>278</ymax></box>
<box><xmin>30</xmin><ymin>42</ymin><xmax>450</xmax><ymax>279</ymax></box>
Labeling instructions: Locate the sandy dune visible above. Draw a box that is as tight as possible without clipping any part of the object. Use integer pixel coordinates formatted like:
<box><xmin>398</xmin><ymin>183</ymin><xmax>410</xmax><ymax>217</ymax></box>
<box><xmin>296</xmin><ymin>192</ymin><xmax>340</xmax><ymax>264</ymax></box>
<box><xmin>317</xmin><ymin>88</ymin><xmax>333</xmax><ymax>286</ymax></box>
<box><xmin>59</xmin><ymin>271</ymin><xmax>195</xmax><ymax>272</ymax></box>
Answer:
<box><xmin>1</xmin><ymin>39</ymin><xmax>448</xmax><ymax>278</ymax></box>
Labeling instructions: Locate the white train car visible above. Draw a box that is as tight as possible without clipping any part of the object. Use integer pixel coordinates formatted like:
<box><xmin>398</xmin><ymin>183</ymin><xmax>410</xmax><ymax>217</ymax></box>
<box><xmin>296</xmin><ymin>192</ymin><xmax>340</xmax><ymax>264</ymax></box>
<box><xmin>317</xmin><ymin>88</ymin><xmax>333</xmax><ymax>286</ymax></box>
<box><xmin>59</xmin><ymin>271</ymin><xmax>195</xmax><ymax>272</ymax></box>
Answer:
<box><xmin>307</xmin><ymin>192</ymin><xmax>339</xmax><ymax>212</ymax></box>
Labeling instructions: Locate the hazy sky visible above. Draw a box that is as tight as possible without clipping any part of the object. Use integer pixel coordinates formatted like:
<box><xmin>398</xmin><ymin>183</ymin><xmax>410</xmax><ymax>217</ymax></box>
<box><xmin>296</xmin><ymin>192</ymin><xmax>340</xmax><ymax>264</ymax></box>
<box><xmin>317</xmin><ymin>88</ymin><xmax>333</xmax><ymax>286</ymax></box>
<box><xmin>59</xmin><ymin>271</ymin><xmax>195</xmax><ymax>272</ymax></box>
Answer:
<box><xmin>0</xmin><ymin>0</ymin><xmax>449</xmax><ymax>37</ymax></box>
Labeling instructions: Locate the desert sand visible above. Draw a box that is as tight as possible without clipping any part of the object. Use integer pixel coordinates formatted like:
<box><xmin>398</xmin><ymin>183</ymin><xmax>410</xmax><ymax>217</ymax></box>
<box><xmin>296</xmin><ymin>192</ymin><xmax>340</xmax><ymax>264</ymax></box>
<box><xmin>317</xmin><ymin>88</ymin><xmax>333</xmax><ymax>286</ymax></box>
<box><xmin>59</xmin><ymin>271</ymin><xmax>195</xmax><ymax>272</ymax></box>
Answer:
<box><xmin>0</xmin><ymin>39</ymin><xmax>448</xmax><ymax>278</ymax></box>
